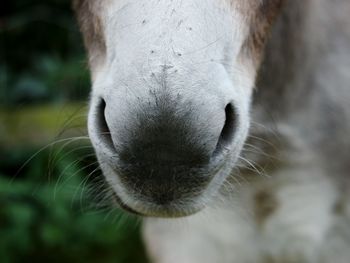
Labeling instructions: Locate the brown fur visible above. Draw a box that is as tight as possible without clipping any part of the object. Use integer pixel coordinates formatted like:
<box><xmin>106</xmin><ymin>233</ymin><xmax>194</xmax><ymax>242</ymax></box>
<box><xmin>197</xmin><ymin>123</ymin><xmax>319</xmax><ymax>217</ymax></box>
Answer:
<box><xmin>246</xmin><ymin>1</ymin><xmax>286</xmax><ymax>64</ymax></box>
<box><xmin>254</xmin><ymin>189</ymin><xmax>279</xmax><ymax>226</ymax></box>
<box><xmin>73</xmin><ymin>0</ymin><xmax>106</xmax><ymax>67</ymax></box>
<box><xmin>228</xmin><ymin>0</ymin><xmax>286</xmax><ymax>65</ymax></box>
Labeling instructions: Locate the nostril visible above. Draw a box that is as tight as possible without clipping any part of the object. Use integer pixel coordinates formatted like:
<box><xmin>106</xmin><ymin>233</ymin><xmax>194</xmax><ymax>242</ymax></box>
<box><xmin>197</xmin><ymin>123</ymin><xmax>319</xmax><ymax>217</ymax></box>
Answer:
<box><xmin>213</xmin><ymin>103</ymin><xmax>236</xmax><ymax>156</ymax></box>
<box><xmin>95</xmin><ymin>98</ymin><xmax>115</xmax><ymax>152</ymax></box>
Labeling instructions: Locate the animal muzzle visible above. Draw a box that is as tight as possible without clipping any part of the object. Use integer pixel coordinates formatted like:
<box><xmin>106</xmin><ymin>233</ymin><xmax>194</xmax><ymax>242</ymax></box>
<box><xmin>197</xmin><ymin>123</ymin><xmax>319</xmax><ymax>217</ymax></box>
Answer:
<box><xmin>88</xmin><ymin>65</ymin><xmax>248</xmax><ymax>216</ymax></box>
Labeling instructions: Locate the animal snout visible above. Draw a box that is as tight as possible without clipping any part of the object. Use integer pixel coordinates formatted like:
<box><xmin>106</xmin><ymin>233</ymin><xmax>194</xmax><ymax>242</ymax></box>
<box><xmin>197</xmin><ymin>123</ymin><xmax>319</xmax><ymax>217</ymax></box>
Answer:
<box><xmin>90</xmin><ymin>93</ymin><xmax>237</xmax><ymax>207</ymax></box>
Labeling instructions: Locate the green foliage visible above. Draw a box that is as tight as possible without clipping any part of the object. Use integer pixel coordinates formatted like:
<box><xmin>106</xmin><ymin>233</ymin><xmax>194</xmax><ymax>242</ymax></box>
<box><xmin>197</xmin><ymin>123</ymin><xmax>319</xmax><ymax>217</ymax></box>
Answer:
<box><xmin>1</xmin><ymin>2</ymin><xmax>149</xmax><ymax>262</ymax></box>
<box><xmin>1</xmin><ymin>0</ymin><xmax>90</xmax><ymax>107</ymax></box>
<box><xmin>0</xmin><ymin>147</ymin><xmax>149</xmax><ymax>263</ymax></box>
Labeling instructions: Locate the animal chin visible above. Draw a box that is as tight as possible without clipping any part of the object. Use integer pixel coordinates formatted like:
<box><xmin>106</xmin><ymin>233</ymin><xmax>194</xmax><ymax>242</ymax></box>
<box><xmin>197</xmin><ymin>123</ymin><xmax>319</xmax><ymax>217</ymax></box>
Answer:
<box><xmin>110</xmin><ymin>184</ymin><xmax>206</xmax><ymax>218</ymax></box>
<box><xmin>104</xmin><ymin>155</ymin><xmax>236</xmax><ymax>218</ymax></box>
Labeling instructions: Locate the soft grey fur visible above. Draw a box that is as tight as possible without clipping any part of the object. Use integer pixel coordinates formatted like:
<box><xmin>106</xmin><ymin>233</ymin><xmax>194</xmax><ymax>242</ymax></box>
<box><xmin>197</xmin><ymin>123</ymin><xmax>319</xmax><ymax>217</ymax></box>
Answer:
<box><xmin>255</xmin><ymin>0</ymin><xmax>350</xmax><ymax>191</ymax></box>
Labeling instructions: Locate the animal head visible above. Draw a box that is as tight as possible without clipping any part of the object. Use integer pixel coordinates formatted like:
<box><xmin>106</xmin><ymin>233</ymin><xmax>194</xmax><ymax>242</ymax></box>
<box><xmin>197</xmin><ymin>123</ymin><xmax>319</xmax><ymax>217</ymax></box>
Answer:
<box><xmin>73</xmin><ymin>0</ymin><xmax>284</xmax><ymax>217</ymax></box>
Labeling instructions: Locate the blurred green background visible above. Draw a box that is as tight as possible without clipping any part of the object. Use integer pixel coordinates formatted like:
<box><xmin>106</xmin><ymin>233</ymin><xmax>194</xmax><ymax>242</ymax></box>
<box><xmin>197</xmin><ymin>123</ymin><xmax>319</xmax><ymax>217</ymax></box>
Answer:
<box><xmin>0</xmin><ymin>1</ymin><xmax>148</xmax><ymax>262</ymax></box>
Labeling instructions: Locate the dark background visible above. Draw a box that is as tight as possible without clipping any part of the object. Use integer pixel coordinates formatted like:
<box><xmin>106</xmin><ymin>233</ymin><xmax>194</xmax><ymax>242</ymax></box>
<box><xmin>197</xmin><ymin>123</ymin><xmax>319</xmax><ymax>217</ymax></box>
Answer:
<box><xmin>0</xmin><ymin>1</ymin><xmax>148</xmax><ymax>262</ymax></box>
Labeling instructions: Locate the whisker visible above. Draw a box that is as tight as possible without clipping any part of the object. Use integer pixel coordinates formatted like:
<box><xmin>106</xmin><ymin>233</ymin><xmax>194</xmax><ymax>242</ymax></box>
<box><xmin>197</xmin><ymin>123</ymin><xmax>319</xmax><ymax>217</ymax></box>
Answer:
<box><xmin>71</xmin><ymin>165</ymin><xmax>102</xmax><ymax>210</ymax></box>
<box><xmin>49</xmin><ymin>145</ymin><xmax>94</xmax><ymax>175</ymax></box>
<box><xmin>237</xmin><ymin>156</ymin><xmax>268</xmax><ymax>177</ymax></box>
<box><xmin>48</xmin><ymin>137</ymin><xmax>91</xmax><ymax>169</ymax></box>
<box><xmin>53</xmin><ymin>155</ymin><xmax>98</xmax><ymax>200</ymax></box>
<box><xmin>13</xmin><ymin>136</ymin><xmax>90</xmax><ymax>183</ymax></box>
<box><xmin>247</xmin><ymin>134</ymin><xmax>278</xmax><ymax>150</ymax></box>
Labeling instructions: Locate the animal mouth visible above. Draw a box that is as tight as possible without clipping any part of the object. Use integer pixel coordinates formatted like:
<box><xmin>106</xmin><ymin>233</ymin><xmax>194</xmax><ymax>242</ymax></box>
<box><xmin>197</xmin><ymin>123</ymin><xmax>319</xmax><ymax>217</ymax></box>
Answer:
<box><xmin>111</xmin><ymin>191</ymin><xmax>144</xmax><ymax>216</ymax></box>
<box><xmin>111</xmin><ymin>190</ymin><xmax>205</xmax><ymax>218</ymax></box>
<box><xmin>106</xmin><ymin>154</ymin><xmax>232</xmax><ymax>218</ymax></box>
